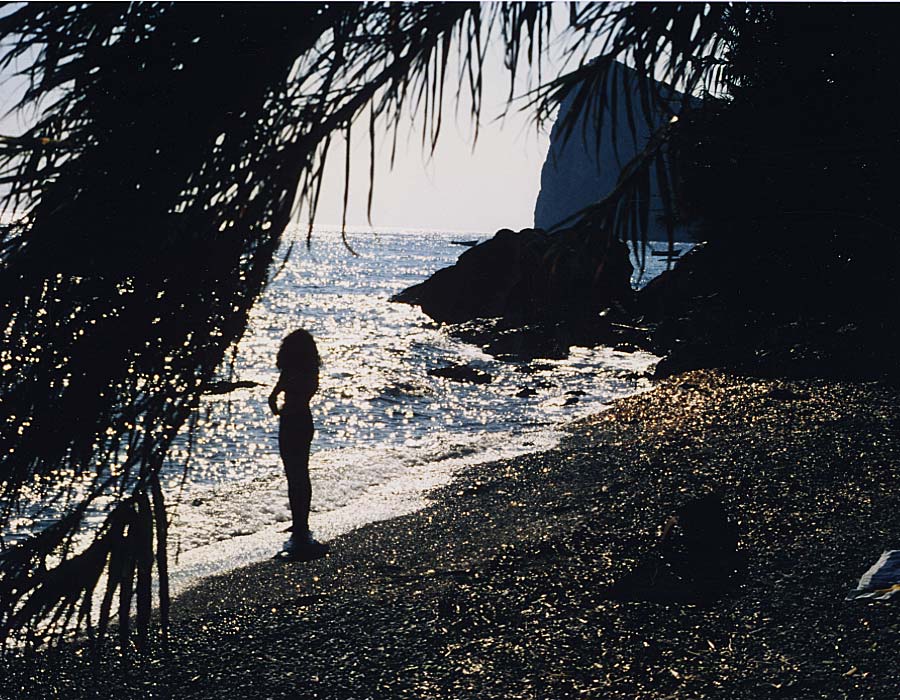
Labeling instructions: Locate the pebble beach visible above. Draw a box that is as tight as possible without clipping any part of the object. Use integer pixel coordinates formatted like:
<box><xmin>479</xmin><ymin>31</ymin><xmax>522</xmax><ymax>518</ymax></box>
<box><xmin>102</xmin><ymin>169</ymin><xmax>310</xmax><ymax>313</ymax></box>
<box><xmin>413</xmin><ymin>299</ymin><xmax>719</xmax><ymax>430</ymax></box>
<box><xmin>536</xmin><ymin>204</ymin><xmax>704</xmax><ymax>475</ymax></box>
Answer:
<box><xmin>4</xmin><ymin>369</ymin><xmax>900</xmax><ymax>699</ymax></box>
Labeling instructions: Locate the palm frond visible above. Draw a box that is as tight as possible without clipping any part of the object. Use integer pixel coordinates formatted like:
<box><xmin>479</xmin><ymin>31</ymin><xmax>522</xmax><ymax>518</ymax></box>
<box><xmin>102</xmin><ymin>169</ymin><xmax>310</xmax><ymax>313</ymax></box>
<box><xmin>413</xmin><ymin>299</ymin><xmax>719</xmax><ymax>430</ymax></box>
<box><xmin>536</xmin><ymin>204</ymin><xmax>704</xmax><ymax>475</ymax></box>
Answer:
<box><xmin>0</xmin><ymin>0</ymin><xmax>563</xmax><ymax>650</ymax></box>
<box><xmin>0</xmin><ymin>1</ymin><xmax>755</xmax><ymax>649</ymax></box>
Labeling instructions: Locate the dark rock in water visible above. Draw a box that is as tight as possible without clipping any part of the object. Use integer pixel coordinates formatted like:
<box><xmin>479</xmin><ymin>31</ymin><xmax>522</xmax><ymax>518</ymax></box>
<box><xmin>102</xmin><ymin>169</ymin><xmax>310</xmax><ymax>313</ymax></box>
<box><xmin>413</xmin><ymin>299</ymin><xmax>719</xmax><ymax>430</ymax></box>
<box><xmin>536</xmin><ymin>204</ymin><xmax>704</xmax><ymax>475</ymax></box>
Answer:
<box><xmin>563</xmin><ymin>396</ymin><xmax>580</xmax><ymax>406</ymax></box>
<box><xmin>391</xmin><ymin>225</ymin><xmax>634</xmax><ymax>329</ymax></box>
<box><xmin>445</xmin><ymin>318</ymin><xmax>569</xmax><ymax>361</ymax></box>
<box><xmin>427</xmin><ymin>364</ymin><xmax>492</xmax><ymax>385</ymax></box>
<box><xmin>446</xmin><ymin>312</ymin><xmax>651</xmax><ymax>363</ymax></box>
<box><xmin>478</xmin><ymin>323</ymin><xmax>570</xmax><ymax>361</ymax></box>
<box><xmin>515</xmin><ymin>362</ymin><xmax>553</xmax><ymax>374</ymax></box>
<box><xmin>391</xmin><ymin>217</ymin><xmax>657</xmax><ymax>361</ymax></box>
<box><xmin>565</xmin><ymin>389</ymin><xmax>588</xmax><ymax>396</ymax></box>
<box><xmin>515</xmin><ymin>387</ymin><xmax>538</xmax><ymax>398</ymax></box>
<box><xmin>391</xmin><ymin>227</ymin><xmax>550</xmax><ymax>324</ymax></box>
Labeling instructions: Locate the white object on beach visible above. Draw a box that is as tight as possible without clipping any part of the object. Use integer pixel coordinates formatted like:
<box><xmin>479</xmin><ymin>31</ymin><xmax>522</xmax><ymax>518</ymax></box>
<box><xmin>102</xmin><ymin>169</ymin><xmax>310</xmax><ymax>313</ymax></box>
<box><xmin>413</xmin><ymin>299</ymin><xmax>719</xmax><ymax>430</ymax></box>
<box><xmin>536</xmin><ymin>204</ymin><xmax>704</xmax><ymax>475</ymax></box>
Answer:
<box><xmin>847</xmin><ymin>550</ymin><xmax>900</xmax><ymax>600</ymax></box>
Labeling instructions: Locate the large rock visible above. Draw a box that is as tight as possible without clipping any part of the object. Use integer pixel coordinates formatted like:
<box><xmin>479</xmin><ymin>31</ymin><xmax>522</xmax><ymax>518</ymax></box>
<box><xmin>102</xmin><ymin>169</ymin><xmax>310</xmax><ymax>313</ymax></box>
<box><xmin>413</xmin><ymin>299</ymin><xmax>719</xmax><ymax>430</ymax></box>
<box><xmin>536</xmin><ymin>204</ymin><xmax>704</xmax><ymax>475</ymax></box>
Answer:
<box><xmin>392</xmin><ymin>228</ymin><xmax>549</xmax><ymax>324</ymax></box>
<box><xmin>534</xmin><ymin>61</ymin><xmax>695</xmax><ymax>242</ymax></box>
<box><xmin>391</xmin><ymin>224</ymin><xmax>634</xmax><ymax>327</ymax></box>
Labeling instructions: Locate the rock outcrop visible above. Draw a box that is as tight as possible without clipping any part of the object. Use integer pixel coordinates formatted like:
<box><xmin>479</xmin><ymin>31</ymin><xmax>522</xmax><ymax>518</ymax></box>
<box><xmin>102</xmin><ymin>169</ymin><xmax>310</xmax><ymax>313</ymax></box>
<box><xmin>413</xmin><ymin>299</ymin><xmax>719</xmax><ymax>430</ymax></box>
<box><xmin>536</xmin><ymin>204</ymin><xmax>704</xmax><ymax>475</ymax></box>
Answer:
<box><xmin>391</xmin><ymin>224</ymin><xmax>633</xmax><ymax>327</ymax></box>
<box><xmin>391</xmin><ymin>223</ymin><xmax>644</xmax><ymax>360</ymax></box>
<box><xmin>391</xmin><ymin>62</ymin><xmax>701</xmax><ymax>360</ymax></box>
<box><xmin>427</xmin><ymin>364</ymin><xmax>493</xmax><ymax>384</ymax></box>
<box><xmin>534</xmin><ymin>62</ymin><xmax>694</xmax><ymax>242</ymax></box>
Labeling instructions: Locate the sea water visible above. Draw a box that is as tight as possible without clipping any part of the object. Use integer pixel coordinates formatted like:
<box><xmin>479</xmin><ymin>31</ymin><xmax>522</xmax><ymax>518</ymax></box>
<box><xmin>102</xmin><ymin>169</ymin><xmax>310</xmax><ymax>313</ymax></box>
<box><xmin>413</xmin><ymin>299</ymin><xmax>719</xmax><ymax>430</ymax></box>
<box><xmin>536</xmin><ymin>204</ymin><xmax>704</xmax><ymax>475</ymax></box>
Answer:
<box><xmin>4</xmin><ymin>226</ymin><xmax>680</xmax><ymax>593</ymax></box>
<box><xmin>160</xmin><ymin>227</ymin><xmax>677</xmax><ymax>591</ymax></box>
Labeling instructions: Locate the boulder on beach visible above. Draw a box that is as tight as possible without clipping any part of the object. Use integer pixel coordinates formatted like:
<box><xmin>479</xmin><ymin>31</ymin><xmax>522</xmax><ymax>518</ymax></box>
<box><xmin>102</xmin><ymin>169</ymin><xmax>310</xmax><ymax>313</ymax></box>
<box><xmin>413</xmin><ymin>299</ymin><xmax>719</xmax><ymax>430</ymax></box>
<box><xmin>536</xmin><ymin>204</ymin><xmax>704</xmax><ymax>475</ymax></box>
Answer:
<box><xmin>604</xmin><ymin>492</ymin><xmax>742</xmax><ymax>605</ymax></box>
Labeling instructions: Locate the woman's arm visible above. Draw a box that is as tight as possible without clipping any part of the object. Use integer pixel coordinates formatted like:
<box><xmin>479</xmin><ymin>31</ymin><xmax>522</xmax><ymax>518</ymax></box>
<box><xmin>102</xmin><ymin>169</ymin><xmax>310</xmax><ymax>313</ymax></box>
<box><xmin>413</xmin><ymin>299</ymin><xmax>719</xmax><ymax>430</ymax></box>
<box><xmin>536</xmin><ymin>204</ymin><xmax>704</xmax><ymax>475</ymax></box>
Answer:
<box><xmin>268</xmin><ymin>375</ymin><xmax>283</xmax><ymax>415</ymax></box>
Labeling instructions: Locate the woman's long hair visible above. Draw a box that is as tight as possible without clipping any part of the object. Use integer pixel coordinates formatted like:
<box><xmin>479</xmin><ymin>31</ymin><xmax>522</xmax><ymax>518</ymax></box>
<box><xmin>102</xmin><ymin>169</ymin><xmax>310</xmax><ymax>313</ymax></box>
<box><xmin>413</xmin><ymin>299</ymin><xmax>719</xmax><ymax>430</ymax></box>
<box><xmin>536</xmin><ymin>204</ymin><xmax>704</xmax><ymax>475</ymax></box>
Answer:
<box><xmin>277</xmin><ymin>328</ymin><xmax>320</xmax><ymax>373</ymax></box>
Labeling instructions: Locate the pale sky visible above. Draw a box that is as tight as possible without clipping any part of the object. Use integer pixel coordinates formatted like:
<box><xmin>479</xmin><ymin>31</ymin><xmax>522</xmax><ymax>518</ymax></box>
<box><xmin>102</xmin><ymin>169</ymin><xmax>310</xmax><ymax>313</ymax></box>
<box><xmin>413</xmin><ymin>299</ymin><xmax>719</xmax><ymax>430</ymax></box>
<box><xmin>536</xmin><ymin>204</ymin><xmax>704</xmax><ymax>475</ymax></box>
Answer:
<box><xmin>0</xmin><ymin>14</ymin><xmax>569</xmax><ymax>235</ymax></box>
<box><xmin>312</xmin><ymin>67</ymin><xmax>553</xmax><ymax>234</ymax></box>
<box><xmin>304</xmin><ymin>22</ymin><xmax>564</xmax><ymax>235</ymax></box>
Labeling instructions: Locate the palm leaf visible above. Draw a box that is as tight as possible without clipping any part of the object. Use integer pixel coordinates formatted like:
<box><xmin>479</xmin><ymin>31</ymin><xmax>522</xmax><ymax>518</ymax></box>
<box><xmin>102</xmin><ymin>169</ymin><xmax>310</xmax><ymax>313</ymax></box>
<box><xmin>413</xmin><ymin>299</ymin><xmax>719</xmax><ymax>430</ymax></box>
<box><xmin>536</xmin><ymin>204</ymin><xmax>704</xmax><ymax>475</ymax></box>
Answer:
<box><xmin>0</xmin><ymin>1</ymin><xmax>740</xmax><ymax>649</ymax></box>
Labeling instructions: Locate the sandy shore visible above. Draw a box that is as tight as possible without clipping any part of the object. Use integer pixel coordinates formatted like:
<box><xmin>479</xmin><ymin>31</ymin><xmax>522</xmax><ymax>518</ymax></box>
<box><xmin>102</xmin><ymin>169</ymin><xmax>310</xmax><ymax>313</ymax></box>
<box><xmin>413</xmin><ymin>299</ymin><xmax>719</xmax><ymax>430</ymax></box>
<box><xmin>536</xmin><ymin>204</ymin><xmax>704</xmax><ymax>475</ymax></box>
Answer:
<box><xmin>3</xmin><ymin>369</ymin><xmax>900</xmax><ymax>699</ymax></box>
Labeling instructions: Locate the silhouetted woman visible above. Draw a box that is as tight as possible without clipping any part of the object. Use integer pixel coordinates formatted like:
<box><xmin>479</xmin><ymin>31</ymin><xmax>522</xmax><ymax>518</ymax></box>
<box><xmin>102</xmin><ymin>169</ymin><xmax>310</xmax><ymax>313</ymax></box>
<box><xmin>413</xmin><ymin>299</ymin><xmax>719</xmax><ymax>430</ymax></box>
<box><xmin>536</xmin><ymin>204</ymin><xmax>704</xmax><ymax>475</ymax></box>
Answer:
<box><xmin>269</xmin><ymin>328</ymin><xmax>328</xmax><ymax>558</ymax></box>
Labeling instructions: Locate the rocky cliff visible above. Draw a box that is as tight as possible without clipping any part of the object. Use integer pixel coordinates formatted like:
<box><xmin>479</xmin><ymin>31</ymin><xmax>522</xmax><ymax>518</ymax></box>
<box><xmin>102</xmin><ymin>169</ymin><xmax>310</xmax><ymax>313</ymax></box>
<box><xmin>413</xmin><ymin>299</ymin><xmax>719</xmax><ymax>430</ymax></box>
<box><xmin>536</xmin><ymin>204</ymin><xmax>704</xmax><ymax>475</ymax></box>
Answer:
<box><xmin>534</xmin><ymin>62</ymin><xmax>694</xmax><ymax>242</ymax></box>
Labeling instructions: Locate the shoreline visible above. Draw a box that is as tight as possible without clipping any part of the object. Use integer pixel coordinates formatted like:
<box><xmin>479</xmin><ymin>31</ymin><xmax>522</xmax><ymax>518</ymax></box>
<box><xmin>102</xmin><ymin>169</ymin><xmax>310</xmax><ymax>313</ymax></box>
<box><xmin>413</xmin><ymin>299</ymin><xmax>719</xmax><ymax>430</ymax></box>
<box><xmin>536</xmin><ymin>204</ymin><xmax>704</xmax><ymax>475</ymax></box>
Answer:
<box><xmin>165</xmin><ymin>397</ymin><xmax>638</xmax><ymax>597</ymax></box>
<box><xmin>4</xmin><ymin>369</ymin><xmax>900</xmax><ymax>698</ymax></box>
<box><xmin>164</xmin><ymin>355</ymin><xmax>657</xmax><ymax>596</ymax></box>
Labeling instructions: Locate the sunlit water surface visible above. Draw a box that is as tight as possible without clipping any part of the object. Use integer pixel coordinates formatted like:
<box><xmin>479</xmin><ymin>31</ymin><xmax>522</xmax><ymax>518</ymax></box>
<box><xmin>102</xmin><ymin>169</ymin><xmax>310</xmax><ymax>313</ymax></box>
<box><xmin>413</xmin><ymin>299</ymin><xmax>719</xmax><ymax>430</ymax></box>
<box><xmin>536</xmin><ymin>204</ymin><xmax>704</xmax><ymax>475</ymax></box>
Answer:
<box><xmin>10</xmin><ymin>228</ymin><xmax>682</xmax><ymax>593</ymax></box>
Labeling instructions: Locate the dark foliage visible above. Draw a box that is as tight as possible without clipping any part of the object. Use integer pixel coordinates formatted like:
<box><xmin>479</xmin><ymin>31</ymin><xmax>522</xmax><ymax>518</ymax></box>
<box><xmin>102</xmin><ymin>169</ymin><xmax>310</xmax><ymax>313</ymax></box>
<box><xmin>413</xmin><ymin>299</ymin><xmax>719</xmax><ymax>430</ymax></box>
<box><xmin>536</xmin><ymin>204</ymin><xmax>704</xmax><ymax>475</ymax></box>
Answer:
<box><xmin>642</xmin><ymin>4</ymin><xmax>900</xmax><ymax>380</ymax></box>
<box><xmin>0</xmin><ymin>0</ymin><xmax>632</xmax><ymax>651</ymax></box>
<box><xmin>1</xmin><ymin>0</ymin><xmax>897</xmax><ymax>651</ymax></box>
<box><xmin>677</xmin><ymin>4</ymin><xmax>900</xmax><ymax>241</ymax></box>
<box><xmin>0</xmin><ymin>1</ymin><xmax>537</xmax><ymax>649</ymax></box>
<box><xmin>0</xmin><ymin>2</ymin><xmax>347</xmax><ymax>649</ymax></box>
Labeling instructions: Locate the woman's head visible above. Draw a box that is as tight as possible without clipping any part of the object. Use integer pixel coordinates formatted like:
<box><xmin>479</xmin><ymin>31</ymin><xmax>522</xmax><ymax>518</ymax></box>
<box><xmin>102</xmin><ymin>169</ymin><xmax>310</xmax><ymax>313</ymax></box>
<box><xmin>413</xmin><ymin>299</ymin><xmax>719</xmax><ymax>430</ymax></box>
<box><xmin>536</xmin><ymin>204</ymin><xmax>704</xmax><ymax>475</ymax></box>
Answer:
<box><xmin>277</xmin><ymin>328</ymin><xmax>320</xmax><ymax>372</ymax></box>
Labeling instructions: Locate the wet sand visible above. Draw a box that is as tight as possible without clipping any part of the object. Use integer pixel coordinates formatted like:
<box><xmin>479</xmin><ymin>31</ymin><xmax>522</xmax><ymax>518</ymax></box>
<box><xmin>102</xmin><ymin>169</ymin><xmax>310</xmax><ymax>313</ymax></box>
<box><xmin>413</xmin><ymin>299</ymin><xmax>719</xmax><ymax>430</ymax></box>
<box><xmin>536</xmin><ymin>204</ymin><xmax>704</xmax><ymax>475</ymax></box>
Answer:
<box><xmin>4</xmin><ymin>369</ymin><xmax>900</xmax><ymax>698</ymax></box>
